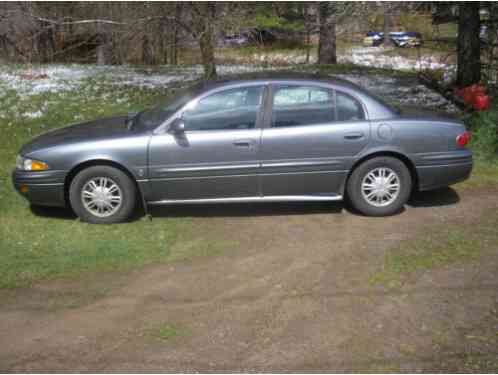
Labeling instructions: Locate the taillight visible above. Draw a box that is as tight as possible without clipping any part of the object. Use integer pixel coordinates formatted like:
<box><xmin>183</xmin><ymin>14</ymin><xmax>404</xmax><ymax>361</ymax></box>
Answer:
<box><xmin>456</xmin><ymin>131</ymin><xmax>471</xmax><ymax>147</ymax></box>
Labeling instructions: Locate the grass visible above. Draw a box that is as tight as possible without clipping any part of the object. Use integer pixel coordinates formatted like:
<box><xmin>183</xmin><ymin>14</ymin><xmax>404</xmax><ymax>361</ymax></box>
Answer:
<box><xmin>145</xmin><ymin>322</ymin><xmax>190</xmax><ymax>342</ymax></box>
<box><xmin>430</xmin><ymin>303</ymin><xmax>498</xmax><ymax>372</ymax></box>
<box><xmin>369</xmin><ymin>208</ymin><xmax>498</xmax><ymax>289</ymax></box>
<box><xmin>458</xmin><ymin>106</ymin><xmax>498</xmax><ymax>190</ymax></box>
<box><xmin>456</xmin><ymin>158</ymin><xmax>498</xmax><ymax>190</ymax></box>
<box><xmin>462</xmin><ymin>354</ymin><xmax>498</xmax><ymax>372</ymax></box>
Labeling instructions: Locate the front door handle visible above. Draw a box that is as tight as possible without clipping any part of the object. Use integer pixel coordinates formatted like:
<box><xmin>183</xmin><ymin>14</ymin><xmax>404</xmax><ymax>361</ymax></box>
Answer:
<box><xmin>344</xmin><ymin>132</ymin><xmax>364</xmax><ymax>140</ymax></box>
<box><xmin>233</xmin><ymin>139</ymin><xmax>254</xmax><ymax>148</ymax></box>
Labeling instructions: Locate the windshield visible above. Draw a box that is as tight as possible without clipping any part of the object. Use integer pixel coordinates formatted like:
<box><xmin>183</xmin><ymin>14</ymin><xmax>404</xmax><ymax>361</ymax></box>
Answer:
<box><xmin>133</xmin><ymin>84</ymin><xmax>202</xmax><ymax>130</ymax></box>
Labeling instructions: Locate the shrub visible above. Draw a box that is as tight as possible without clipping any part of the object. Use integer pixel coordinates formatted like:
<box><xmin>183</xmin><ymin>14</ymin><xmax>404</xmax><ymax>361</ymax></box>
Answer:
<box><xmin>467</xmin><ymin>106</ymin><xmax>498</xmax><ymax>159</ymax></box>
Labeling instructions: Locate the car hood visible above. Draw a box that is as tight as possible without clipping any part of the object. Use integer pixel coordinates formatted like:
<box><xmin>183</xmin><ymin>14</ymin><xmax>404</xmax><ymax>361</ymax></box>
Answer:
<box><xmin>21</xmin><ymin>116</ymin><xmax>131</xmax><ymax>155</ymax></box>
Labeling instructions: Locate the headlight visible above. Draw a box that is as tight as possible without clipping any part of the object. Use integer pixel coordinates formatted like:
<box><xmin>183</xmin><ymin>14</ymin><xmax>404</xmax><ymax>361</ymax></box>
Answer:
<box><xmin>16</xmin><ymin>155</ymin><xmax>49</xmax><ymax>171</ymax></box>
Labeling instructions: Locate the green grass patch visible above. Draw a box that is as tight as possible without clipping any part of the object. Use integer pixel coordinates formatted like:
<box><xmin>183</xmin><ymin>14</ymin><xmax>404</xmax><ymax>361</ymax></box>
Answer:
<box><xmin>166</xmin><ymin>237</ymin><xmax>237</xmax><ymax>262</ymax></box>
<box><xmin>456</xmin><ymin>158</ymin><xmax>498</xmax><ymax>190</ymax></box>
<box><xmin>466</xmin><ymin>107</ymin><xmax>498</xmax><ymax>159</ymax></box>
<box><xmin>462</xmin><ymin>354</ymin><xmax>498</xmax><ymax>372</ymax></box>
<box><xmin>458</xmin><ymin>105</ymin><xmax>498</xmax><ymax>189</ymax></box>
<box><xmin>145</xmin><ymin>322</ymin><xmax>190</xmax><ymax>342</ymax></box>
<box><xmin>369</xmin><ymin>209</ymin><xmax>498</xmax><ymax>289</ymax></box>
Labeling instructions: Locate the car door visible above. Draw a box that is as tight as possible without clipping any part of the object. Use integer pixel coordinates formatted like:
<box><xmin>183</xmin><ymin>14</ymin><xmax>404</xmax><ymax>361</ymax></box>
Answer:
<box><xmin>260</xmin><ymin>84</ymin><xmax>370</xmax><ymax>197</ymax></box>
<box><xmin>147</xmin><ymin>84</ymin><xmax>266</xmax><ymax>202</ymax></box>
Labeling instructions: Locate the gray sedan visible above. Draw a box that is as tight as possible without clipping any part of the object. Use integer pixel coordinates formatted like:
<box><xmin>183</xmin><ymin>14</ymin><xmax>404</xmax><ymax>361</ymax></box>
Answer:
<box><xmin>13</xmin><ymin>73</ymin><xmax>473</xmax><ymax>224</ymax></box>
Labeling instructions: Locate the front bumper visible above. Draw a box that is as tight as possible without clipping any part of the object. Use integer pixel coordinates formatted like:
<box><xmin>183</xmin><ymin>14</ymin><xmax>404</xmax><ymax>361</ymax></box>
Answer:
<box><xmin>12</xmin><ymin>169</ymin><xmax>67</xmax><ymax>207</ymax></box>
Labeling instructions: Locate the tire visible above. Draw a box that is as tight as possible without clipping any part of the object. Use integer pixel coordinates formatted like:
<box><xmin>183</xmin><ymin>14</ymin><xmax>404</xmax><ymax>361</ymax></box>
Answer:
<box><xmin>346</xmin><ymin>157</ymin><xmax>412</xmax><ymax>217</ymax></box>
<box><xmin>69</xmin><ymin>166</ymin><xmax>137</xmax><ymax>224</ymax></box>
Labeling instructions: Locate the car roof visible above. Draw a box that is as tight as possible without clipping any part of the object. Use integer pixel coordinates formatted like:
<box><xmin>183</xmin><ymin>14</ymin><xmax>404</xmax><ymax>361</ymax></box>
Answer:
<box><xmin>195</xmin><ymin>71</ymin><xmax>364</xmax><ymax>92</ymax></box>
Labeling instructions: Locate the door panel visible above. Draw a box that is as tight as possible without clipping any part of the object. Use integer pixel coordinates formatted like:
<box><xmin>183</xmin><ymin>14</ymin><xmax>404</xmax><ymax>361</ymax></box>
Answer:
<box><xmin>147</xmin><ymin>85</ymin><xmax>265</xmax><ymax>202</ymax></box>
<box><xmin>260</xmin><ymin>84</ymin><xmax>370</xmax><ymax>196</ymax></box>
<box><xmin>148</xmin><ymin>129</ymin><xmax>261</xmax><ymax>201</ymax></box>
<box><xmin>260</xmin><ymin>122</ymin><xmax>369</xmax><ymax>196</ymax></box>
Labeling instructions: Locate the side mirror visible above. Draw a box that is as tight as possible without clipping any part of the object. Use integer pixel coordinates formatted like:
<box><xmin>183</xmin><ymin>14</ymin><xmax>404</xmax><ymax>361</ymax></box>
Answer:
<box><xmin>169</xmin><ymin>118</ymin><xmax>186</xmax><ymax>134</ymax></box>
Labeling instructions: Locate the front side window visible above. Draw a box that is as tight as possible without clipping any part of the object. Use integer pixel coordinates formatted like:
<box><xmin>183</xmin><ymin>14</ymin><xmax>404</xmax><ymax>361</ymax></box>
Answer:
<box><xmin>134</xmin><ymin>85</ymin><xmax>201</xmax><ymax>131</ymax></box>
<box><xmin>272</xmin><ymin>85</ymin><xmax>335</xmax><ymax>128</ymax></box>
<box><xmin>183</xmin><ymin>86</ymin><xmax>264</xmax><ymax>131</ymax></box>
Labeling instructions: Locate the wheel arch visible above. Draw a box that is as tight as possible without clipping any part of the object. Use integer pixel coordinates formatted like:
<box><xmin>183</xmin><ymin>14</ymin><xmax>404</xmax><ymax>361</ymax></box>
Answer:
<box><xmin>64</xmin><ymin>159</ymin><xmax>146</xmax><ymax>211</ymax></box>
<box><xmin>343</xmin><ymin>150</ymin><xmax>419</xmax><ymax>195</ymax></box>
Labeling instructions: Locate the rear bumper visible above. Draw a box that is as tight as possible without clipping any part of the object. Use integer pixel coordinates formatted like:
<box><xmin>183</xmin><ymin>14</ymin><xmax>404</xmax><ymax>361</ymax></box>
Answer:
<box><xmin>415</xmin><ymin>150</ymin><xmax>473</xmax><ymax>191</ymax></box>
<box><xmin>12</xmin><ymin>169</ymin><xmax>67</xmax><ymax>207</ymax></box>
<box><xmin>417</xmin><ymin>161</ymin><xmax>473</xmax><ymax>191</ymax></box>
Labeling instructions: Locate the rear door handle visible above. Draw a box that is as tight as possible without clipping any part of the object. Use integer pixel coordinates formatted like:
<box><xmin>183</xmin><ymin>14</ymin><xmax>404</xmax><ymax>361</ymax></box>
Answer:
<box><xmin>233</xmin><ymin>139</ymin><xmax>254</xmax><ymax>148</ymax></box>
<box><xmin>344</xmin><ymin>132</ymin><xmax>364</xmax><ymax>140</ymax></box>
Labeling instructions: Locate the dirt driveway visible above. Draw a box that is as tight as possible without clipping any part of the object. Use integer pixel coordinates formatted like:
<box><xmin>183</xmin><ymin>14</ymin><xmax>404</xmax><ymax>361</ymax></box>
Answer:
<box><xmin>1</xmin><ymin>187</ymin><xmax>497</xmax><ymax>372</ymax></box>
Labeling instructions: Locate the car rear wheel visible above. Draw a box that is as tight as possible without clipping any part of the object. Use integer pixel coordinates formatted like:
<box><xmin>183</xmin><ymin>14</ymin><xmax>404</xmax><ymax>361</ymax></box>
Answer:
<box><xmin>347</xmin><ymin>157</ymin><xmax>412</xmax><ymax>216</ymax></box>
<box><xmin>69</xmin><ymin>166</ymin><xmax>136</xmax><ymax>224</ymax></box>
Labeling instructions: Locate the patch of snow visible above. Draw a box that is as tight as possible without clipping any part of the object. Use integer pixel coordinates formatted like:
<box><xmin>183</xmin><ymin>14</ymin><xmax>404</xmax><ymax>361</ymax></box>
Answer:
<box><xmin>0</xmin><ymin>64</ymin><xmax>280</xmax><ymax>98</ymax></box>
<box><xmin>339</xmin><ymin>47</ymin><xmax>454</xmax><ymax>74</ymax></box>
<box><xmin>230</xmin><ymin>46</ymin><xmax>455</xmax><ymax>77</ymax></box>
<box><xmin>23</xmin><ymin>110</ymin><xmax>44</xmax><ymax>119</ymax></box>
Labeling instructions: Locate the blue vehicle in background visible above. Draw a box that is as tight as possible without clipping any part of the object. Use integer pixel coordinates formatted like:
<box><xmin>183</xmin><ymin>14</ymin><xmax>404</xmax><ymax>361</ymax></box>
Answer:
<box><xmin>363</xmin><ymin>31</ymin><xmax>423</xmax><ymax>48</ymax></box>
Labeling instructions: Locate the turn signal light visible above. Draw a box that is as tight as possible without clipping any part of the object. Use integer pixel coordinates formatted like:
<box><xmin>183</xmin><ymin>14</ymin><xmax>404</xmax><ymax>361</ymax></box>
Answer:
<box><xmin>30</xmin><ymin>160</ymin><xmax>49</xmax><ymax>171</ymax></box>
<box><xmin>456</xmin><ymin>131</ymin><xmax>471</xmax><ymax>147</ymax></box>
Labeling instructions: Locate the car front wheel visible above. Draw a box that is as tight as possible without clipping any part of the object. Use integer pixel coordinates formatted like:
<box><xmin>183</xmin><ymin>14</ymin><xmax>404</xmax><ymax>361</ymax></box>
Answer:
<box><xmin>347</xmin><ymin>157</ymin><xmax>412</xmax><ymax>216</ymax></box>
<box><xmin>69</xmin><ymin>166</ymin><xmax>136</xmax><ymax>224</ymax></box>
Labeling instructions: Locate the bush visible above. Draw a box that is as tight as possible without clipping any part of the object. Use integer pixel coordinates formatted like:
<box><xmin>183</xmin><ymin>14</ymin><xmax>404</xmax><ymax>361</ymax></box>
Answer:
<box><xmin>467</xmin><ymin>107</ymin><xmax>498</xmax><ymax>159</ymax></box>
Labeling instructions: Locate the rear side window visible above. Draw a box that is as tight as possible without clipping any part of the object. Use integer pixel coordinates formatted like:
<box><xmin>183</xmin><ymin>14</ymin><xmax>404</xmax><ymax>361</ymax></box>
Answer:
<box><xmin>271</xmin><ymin>85</ymin><xmax>365</xmax><ymax>127</ymax></box>
<box><xmin>272</xmin><ymin>86</ymin><xmax>335</xmax><ymax>128</ymax></box>
<box><xmin>337</xmin><ymin>92</ymin><xmax>365</xmax><ymax>121</ymax></box>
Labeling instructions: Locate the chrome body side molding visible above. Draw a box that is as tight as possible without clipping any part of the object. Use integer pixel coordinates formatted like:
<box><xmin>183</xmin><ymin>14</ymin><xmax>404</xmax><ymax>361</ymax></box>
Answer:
<box><xmin>148</xmin><ymin>194</ymin><xmax>343</xmax><ymax>205</ymax></box>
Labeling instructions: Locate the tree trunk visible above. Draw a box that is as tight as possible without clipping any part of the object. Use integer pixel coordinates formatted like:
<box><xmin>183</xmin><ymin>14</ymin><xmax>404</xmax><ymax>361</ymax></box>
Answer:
<box><xmin>305</xmin><ymin>28</ymin><xmax>311</xmax><ymax>64</ymax></box>
<box><xmin>0</xmin><ymin>35</ymin><xmax>8</xmax><ymax>61</ymax></box>
<box><xmin>46</xmin><ymin>23</ymin><xmax>57</xmax><ymax>62</ymax></box>
<box><xmin>159</xmin><ymin>18</ymin><xmax>168</xmax><ymax>64</ymax></box>
<box><xmin>456</xmin><ymin>2</ymin><xmax>481</xmax><ymax>87</ymax></box>
<box><xmin>303</xmin><ymin>3</ymin><xmax>312</xmax><ymax>64</ymax></box>
<box><xmin>383</xmin><ymin>4</ymin><xmax>393</xmax><ymax>48</ymax></box>
<box><xmin>170</xmin><ymin>31</ymin><xmax>177</xmax><ymax>65</ymax></box>
<box><xmin>196</xmin><ymin>2</ymin><xmax>217</xmax><ymax>79</ymax></box>
<box><xmin>170</xmin><ymin>3</ymin><xmax>181</xmax><ymax>65</ymax></box>
<box><xmin>161</xmin><ymin>37</ymin><xmax>169</xmax><ymax>65</ymax></box>
<box><xmin>96</xmin><ymin>41</ymin><xmax>107</xmax><ymax>65</ymax></box>
<box><xmin>487</xmin><ymin>3</ymin><xmax>498</xmax><ymax>83</ymax></box>
<box><xmin>142</xmin><ymin>34</ymin><xmax>153</xmax><ymax>65</ymax></box>
<box><xmin>317</xmin><ymin>2</ymin><xmax>337</xmax><ymax>64</ymax></box>
<box><xmin>96</xmin><ymin>22</ymin><xmax>110</xmax><ymax>65</ymax></box>
<box><xmin>199</xmin><ymin>30</ymin><xmax>216</xmax><ymax>79</ymax></box>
